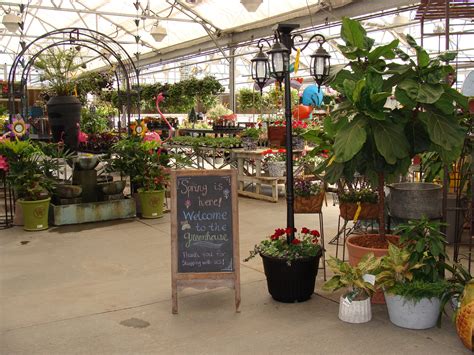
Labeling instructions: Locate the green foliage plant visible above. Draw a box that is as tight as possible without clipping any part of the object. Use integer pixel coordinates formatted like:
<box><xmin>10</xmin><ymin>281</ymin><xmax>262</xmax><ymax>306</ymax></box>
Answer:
<box><xmin>376</xmin><ymin>244</ymin><xmax>448</xmax><ymax>302</ymax></box>
<box><xmin>323</xmin><ymin>253</ymin><xmax>381</xmax><ymax>300</ymax></box>
<box><xmin>109</xmin><ymin>138</ymin><xmax>169</xmax><ymax>191</ymax></box>
<box><xmin>318</xmin><ymin>17</ymin><xmax>467</xmax><ymax>239</ymax></box>
<box><xmin>395</xmin><ymin>217</ymin><xmax>448</xmax><ymax>282</ymax></box>
<box><xmin>34</xmin><ymin>48</ymin><xmax>84</xmax><ymax>96</ymax></box>
<box><xmin>0</xmin><ymin>139</ymin><xmax>53</xmax><ymax>200</ymax></box>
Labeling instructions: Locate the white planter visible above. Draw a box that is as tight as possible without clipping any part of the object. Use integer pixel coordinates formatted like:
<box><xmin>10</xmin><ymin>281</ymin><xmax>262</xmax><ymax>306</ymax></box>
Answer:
<box><xmin>267</xmin><ymin>161</ymin><xmax>286</xmax><ymax>177</ymax></box>
<box><xmin>384</xmin><ymin>292</ymin><xmax>440</xmax><ymax>329</ymax></box>
<box><xmin>338</xmin><ymin>296</ymin><xmax>372</xmax><ymax>323</ymax></box>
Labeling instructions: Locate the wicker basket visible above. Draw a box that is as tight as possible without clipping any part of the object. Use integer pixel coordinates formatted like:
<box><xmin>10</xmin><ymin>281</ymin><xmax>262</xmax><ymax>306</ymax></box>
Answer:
<box><xmin>294</xmin><ymin>192</ymin><xmax>325</xmax><ymax>213</ymax></box>
<box><xmin>339</xmin><ymin>202</ymin><xmax>380</xmax><ymax>220</ymax></box>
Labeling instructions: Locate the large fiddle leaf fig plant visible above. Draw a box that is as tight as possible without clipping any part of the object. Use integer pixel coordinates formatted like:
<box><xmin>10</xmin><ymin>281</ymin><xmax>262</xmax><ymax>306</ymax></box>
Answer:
<box><xmin>316</xmin><ymin>17</ymin><xmax>467</xmax><ymax>239</ymax></box>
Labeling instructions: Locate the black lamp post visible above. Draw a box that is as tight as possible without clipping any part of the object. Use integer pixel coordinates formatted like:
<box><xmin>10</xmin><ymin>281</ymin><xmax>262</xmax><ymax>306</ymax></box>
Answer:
<box><xmin>250</xmin><ymin>23</ymin><xmax>330</xmax><ymax>242</ymax></box>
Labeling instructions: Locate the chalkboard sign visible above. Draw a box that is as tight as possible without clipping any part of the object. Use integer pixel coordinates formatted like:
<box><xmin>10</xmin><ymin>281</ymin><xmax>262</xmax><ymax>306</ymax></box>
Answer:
<box><xmin>176</xmin><ymin>174</ymin><xmax>234</xmax><ymax>273</ymax></box>
<box><xmin>170</xmin><ymin>169</ymin><xmax>240</xmax><ymax>314</ymax></box>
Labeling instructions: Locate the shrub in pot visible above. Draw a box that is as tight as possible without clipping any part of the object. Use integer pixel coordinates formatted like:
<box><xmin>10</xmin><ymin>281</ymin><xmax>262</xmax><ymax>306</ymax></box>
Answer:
<box><xmin>323</xmin><ymin>253</ymin><xmax>380</xmax><ymax>323</ymax></box>
<box><xmin>110</xmin><ymin>138</ymin><xmax>170</xmax><ymax>218</ymax></box>
<box><xmin>0</xmin><ymin>139</ymin><xmax>53</xmax><ymax>230</ymax></box>
<box><xmin>35</xmin><ymin>48</ymin><xmax>86</xmax><ymax>151</ymax></box>
<box><xmin>376</xmin><ymin>218</ymin><xmax>449</xmax><ymax>329</ymax></box>
<box><xmin>313</xmin><ymin>18</ymin><xmax>466</xmax><ymax>262</ymax></box>
<box><xmin>245</xmin><ymin>227</ymin><xmax>322</xmax><ymax>303</ymax></box>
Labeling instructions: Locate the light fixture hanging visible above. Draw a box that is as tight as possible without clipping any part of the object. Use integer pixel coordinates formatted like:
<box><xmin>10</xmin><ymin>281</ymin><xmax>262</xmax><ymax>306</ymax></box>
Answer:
<box><xmin>309</xmin><ymin>43</ymin><xmax>331</xmax><ymax>88</ymax></box>
<box><xmin>250</xmin><ymin>45</ymin><xmax>270</xmax><ymax>93</ymax></box>
<box><xmin>150</xmin><ymin>21</ymin><xmax>167</xmax><ymax>42</ymax></box>
<box><xmin>2</xmin><ymin>12</ymin><xmax>21</xmax><ymax>33</ymax></box>
<box><xmin>241</xmin><ymin>0</ymin><xmax>263</xmax><ymax>12</ymax></box>
<box><xmin>267</xmin><ymin>39</ymin><xmax>289</xmax><ymax>83</ymax></box>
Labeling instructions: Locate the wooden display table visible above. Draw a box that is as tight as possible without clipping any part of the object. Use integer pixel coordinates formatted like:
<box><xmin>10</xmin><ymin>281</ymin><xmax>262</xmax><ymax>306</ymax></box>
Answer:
<box><xmin>231</xmin><ymin>148</ymin><xmax>302</xmax><ymax>202</ymax></box>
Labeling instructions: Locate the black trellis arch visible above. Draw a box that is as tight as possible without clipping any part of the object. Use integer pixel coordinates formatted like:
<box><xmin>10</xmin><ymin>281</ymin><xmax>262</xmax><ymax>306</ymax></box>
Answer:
<box><xmin>8</xmin><ymin>27</ymin><xmax>141</xmax><ymax>133</ymax></box>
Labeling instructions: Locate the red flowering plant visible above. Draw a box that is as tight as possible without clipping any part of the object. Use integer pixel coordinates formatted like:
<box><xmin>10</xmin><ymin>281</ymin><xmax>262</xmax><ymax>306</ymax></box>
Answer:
<box><xmin>261</xmin><ymin>148</ymin><xmax>286</xmax><ymax>162</ymax></box>
<box><xmin>244</xmin><ymin>227</ymin><xmax>322</xmax><ymax>265</ymax></box>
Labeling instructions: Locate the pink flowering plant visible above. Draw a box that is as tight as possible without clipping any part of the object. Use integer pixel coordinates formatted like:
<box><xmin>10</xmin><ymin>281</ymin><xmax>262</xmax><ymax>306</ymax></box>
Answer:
<box><xmin>244</xmin><ymin>227</ymin><xmax>322</xmax><ymax>265</ymax></box>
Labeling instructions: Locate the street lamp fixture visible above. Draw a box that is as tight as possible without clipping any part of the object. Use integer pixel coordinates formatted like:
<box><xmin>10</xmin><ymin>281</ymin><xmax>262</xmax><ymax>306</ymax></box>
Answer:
<box><xmin>250</xmin><ymin>45</ymin><xmax>270</xmax><ymax>94</ymax></box>
<box><xmin>250</xmin><ymin>24</ymin><xmax>330</xmax><ymax>242</ymax></box>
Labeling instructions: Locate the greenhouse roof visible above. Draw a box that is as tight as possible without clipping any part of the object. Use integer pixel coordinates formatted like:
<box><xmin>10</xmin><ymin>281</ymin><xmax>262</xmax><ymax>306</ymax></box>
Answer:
<box><xmin>0</xmin><ymin>0</ymin><xmax>473</xmax><ymax>92</ymax></box>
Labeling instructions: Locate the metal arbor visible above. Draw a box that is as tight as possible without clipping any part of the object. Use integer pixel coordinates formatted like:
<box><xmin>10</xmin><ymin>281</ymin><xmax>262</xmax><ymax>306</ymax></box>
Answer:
<box><xmin>7</xmin><ymin>27</ymin><xmax>140</xmax><ymax>132</ymax></box>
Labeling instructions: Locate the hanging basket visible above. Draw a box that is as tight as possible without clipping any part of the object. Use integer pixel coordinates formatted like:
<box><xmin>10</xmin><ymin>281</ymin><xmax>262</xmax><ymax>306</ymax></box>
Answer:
<box><xmin>294</xmin><ymin>192</ymin><xmax>325</xmax><ymax>213</ymax></box>
<box><xmin>339</xmin><ymin>202</ymin><xmax>379</xmax><ymax>221</ymax></box>
<box><xmin>267</xmin><ymin>161</ymin><xmax>286</xmax><ymax>177</ymax></box>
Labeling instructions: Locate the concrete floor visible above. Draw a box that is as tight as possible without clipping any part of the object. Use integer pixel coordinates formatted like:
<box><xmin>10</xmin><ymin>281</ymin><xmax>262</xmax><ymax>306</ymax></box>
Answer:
<box><xmin>0</xmin><ymin>195</ymin><xmax>470</xmax><ymax>354</ymax></box>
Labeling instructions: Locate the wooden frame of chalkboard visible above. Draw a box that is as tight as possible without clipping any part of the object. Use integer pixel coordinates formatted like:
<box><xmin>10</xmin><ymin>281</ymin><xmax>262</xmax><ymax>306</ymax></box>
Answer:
<box><xmin>170</xmin><ymin>169</ymin><xmax>240</xmax><ymax>314</ymax></box>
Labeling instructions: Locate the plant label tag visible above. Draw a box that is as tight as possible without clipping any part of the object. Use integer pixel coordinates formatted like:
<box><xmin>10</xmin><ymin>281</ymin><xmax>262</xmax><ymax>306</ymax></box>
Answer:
<box><xmin>342</xmin><ymin>296</ymin><xmax>352</xmax><ymax>306</ymax></box>
<box><xmin>37</xmin><ymin>224</ymin><xmax>43</xmax><ymax>228</ymax></box>
<box><xmin>363</xmin><ymin>274</ymin><xmax>376</xmax><ymax>285</ymax></box>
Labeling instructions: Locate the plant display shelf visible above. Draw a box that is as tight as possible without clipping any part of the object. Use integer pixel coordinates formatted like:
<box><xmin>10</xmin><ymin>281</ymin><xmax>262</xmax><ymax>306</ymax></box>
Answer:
<box><xmin>231</xmin><ymin>148</ymin><xmax>304</xmax><ymax>203</ymax></box>
<box><xmin>178</xmin><ymin>127</ymin><xmax>244</xmax><ymax>137</ymax></box>
<box><xmin>165</xmin><ymin>144</ymin><xmax>236</xmax><ymax>170</ymax></box>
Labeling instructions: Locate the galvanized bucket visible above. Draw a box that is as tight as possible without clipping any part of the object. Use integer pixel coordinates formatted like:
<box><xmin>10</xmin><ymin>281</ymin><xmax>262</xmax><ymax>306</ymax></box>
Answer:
<box><xmin>388</xmin><ymin>182</ymin><xmax>442</xmax><ymax>220</ymax></box>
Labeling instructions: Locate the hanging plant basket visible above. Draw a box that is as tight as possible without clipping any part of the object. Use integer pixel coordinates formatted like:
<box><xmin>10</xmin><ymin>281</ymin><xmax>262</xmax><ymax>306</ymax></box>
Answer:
<box><xmin>294</xmin><ymin>192</ymin><xmax>325</xmax><ymax>213</ymax></box>
<box><xmin>339</xmin><ymin>202</ymin><xmax>380</xmax><ymax>220</ymax></box>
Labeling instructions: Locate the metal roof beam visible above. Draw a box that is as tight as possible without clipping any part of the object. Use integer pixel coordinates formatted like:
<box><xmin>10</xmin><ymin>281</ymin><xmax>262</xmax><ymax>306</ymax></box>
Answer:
<box><xmin>0</xmin><ymin>1</ymin><xmax>195</xmax><ymax>23</ymax></box>
<box><xmin>135</xmin><ymin>0</ymin><xmax>417</xmax><ymax>68</ymax></box>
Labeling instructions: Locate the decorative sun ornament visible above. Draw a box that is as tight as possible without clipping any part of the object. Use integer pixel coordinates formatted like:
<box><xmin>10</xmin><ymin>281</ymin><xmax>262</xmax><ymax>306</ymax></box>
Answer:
<box><xmin>8</xmin><ymin>117</ymin><xmax>29</xmax><ymax>138</ymax></box>
<box><xmin>130</xmin><ymin>120</ymin><xmax>147</xmax><ymax>137</ymax></box>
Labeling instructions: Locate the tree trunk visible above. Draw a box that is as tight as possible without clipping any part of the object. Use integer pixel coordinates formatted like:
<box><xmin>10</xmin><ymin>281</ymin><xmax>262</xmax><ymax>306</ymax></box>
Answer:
<box><xmin>378</xmin><ymin>172</ymin><xmax>386</xmax><ymax>238</ymax></box>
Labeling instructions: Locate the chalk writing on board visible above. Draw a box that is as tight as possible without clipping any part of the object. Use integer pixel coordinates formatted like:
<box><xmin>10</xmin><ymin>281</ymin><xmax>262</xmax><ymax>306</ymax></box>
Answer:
<box><xmin>176</xmin><ymin>175</ymin><xmax>233</xmax><ymax>273</ymax></box>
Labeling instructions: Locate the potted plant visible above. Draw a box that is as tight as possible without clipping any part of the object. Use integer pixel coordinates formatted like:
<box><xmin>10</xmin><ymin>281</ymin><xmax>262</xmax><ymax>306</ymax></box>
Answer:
<box><xmin>316</xmin><ymin>17</ymin><xmax>466</xmax><ymax>265</ymax></box>
<box><xmin>323</xmin><ymin>253</ymin><xmax>380</xmax><ymax>323</ymax></box>
<box><xmin>35</xmin><ymin>47</ymin><xmax>86</xmax><ymax>150</ymax></box>
<box><xmin>376</xmin><ymin>218</ymin><xmax>449</xmax><ymax>329</ymax></box>
<box><xmin>245</xmin><ymin>227</ymin><xmax>322</xmax><ymax>303</ymax></box>
<box><xmin>109</xmin><ymin>137</ymin><xmax>170</xmax><ymax>218</ymax></box>
<box><xmin>338</xmin><ymin>188</ymin><xmax>379</xmax><ymax>221</ymax></box>
<box><xmin>0</xmin><ymin>139</ymin><xmax>53</xmax><ymax>230</ymax></box>
<box><xmin>294</xmin><ymin>178</ymin><xmax>324</xmax><ymax>214</ymax></box>
<box><xmin>261</xmin><ymin>148</ymin><xmax>286</xmax><ymax>177</ymax></box>
<box><xmin>267</xmin><ymin>119</ymin><xmax>286</xmax><ymax>148</ymax></box>
<box><xmin>240</xmin><ymin>124</ymin><xmax>262</xmax><ymax>150</ymax></box>
<box><xmin>291</xmin><ymin>120</ymin><xmax>308</xmax><ymax>150</ymax></box>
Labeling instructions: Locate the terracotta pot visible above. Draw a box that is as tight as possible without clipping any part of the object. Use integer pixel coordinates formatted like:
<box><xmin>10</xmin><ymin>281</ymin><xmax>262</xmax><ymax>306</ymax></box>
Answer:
<box><xmin>267</xmin><ymin>126</ymin><xmax>286</xmax><ymax>148</ymax></box>
<box><xmin>346</xmin><ymin>234</ymin><xmax>400</xmax><ymax>304</ymax></box>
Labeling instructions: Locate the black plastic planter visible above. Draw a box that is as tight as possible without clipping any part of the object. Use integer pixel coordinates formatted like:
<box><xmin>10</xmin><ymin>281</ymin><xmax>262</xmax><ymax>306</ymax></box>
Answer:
<box><xmin>47</xmin><ymin>95</ymin><xmax>82</xmax><ymax>151</ymax></box>
<box><xmin>261</xmin><ymin>252</ymin><xmax>321</xmax><ymax>303</ymax></box>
